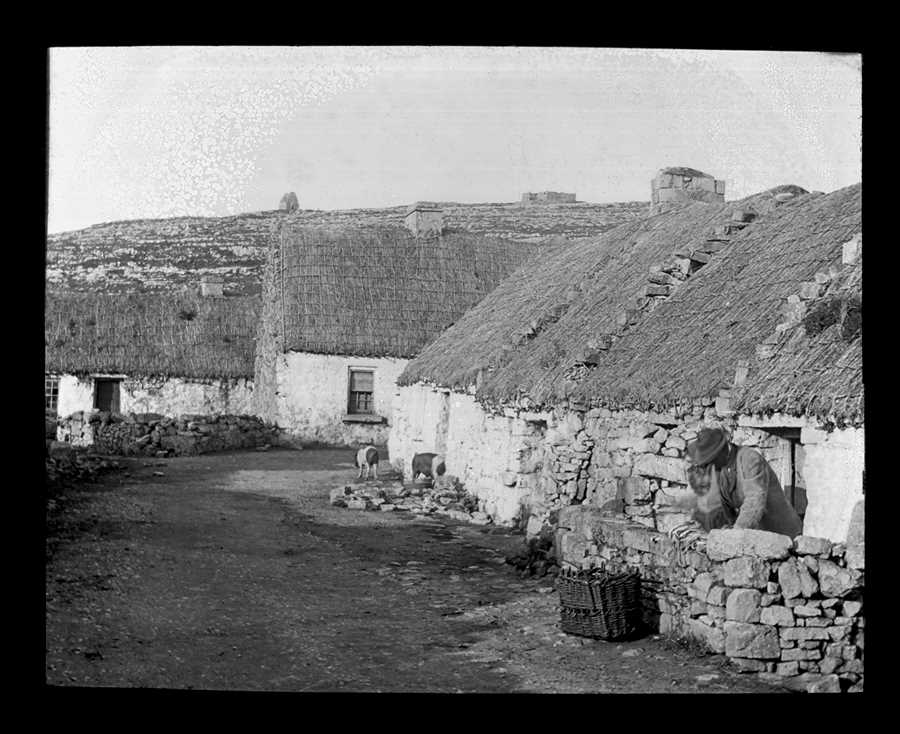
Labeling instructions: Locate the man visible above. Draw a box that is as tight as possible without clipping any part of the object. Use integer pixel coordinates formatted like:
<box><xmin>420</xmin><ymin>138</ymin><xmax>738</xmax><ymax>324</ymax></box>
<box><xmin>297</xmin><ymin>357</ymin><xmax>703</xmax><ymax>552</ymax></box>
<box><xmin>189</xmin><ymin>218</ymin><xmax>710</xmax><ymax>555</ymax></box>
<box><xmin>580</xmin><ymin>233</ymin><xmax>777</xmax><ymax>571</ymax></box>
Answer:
<box><xmin>685</xmin><ymin>427</ymin><xmax>803</xmax><ymax>539</ymax></box>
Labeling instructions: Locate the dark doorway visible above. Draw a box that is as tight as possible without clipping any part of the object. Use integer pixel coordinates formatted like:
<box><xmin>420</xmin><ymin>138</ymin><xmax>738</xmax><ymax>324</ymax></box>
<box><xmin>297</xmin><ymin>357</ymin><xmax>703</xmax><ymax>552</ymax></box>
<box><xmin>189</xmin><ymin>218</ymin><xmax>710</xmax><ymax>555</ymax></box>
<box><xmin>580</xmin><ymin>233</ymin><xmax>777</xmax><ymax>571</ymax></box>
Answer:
<box><xmin>94</xmin><ymin>378</ymin><xmax>121</xmax><ymax>413</ymax></box>
<box><xmin>760</xmin><ymin>427</ymin><xmax>807</xmax><ymax>520</ymax></box>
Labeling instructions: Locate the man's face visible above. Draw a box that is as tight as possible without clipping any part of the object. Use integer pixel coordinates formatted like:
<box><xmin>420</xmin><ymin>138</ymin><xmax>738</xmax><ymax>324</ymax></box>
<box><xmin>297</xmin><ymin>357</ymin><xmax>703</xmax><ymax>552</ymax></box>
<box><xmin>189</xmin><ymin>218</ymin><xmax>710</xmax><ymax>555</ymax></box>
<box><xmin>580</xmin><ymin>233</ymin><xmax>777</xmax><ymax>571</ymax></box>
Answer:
<box><xmin>686</xmin><ymin>463</ymin><xmax>712</xmax><ymax>496</ymax></box>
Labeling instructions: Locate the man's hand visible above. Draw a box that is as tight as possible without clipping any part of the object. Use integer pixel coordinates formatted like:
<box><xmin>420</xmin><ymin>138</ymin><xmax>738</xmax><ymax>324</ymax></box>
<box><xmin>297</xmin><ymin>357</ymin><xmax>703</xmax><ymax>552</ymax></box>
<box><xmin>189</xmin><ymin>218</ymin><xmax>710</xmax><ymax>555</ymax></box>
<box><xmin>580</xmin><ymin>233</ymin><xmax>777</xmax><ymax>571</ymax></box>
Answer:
<box><xmin>669</xmin><ymin>521</ymin><xmax>706</xmax><ymax>546</ymax></box>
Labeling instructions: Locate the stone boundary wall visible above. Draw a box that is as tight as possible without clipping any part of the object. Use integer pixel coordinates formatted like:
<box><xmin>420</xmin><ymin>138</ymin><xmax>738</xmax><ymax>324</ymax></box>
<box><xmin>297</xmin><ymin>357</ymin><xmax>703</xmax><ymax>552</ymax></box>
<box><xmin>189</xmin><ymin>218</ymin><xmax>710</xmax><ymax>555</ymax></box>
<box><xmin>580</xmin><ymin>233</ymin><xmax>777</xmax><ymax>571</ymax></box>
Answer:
<box><xmin>556</xmin><ymin>507</ymin><xmax>864</xmax><ymax>693</ymax></box>
<box><xmin>530</xmin><ymin>403</ymin><xmax>786</xmax><ymax>536</ymax></box>
<box><xmin>46</xmin><ymin>440</ymin><xmax>122</xmax><ymax>489</ymax></box>
<box><xmin>521</xmin><ymin>192</ymin><xmax>577</xmax><ymax>205</ymax></box>
<box><xmin>56</xmin><ymin>410</ymin><xmax>281</xmax><ymax>456</ymax></box>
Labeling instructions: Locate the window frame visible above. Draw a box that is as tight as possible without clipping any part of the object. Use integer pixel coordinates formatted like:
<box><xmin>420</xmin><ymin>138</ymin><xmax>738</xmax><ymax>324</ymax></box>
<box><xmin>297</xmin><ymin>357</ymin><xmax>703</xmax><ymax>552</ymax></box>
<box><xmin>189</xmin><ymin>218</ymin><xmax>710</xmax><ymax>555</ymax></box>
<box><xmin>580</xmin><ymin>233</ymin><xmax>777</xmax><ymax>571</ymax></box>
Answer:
<box><xmin>45</xmin><ymin>374</ymin><xmax>60</xmax><ymax>413</ymax></box>
<box><xmin>347</xmin><ymin>367</ymin><xmax>375</xmax><ymax>416</ymax></box>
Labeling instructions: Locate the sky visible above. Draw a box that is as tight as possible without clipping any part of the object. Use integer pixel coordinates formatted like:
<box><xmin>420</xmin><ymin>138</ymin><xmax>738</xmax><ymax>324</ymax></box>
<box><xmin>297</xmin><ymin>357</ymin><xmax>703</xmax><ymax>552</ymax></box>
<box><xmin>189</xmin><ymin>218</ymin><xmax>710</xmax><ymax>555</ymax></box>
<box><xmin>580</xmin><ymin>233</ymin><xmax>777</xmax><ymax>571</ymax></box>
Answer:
<box><xmin>47</xmin><ymin>47</ymin><xmax>862</xmax><ymax>234</ymax></box>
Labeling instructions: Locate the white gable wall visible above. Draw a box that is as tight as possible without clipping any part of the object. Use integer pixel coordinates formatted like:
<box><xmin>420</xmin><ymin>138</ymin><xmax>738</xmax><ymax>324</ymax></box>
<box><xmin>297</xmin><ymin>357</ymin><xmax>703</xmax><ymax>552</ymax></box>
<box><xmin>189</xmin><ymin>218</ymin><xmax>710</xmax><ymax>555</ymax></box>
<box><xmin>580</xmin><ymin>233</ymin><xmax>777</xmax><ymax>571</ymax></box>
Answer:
<box><xmin>274</xmin><ymin>351</ymin><xmax>408</xmax><ymax>446</ymax></box>
<box><xmin>390</xmin><ymin>383</ymin><xmax>537</xmax><ymax>524</ymax></box>
<box><xmin>54</xmin><ymin>374</ymin><xmax>255</xmax><ymax>419</ymax></box>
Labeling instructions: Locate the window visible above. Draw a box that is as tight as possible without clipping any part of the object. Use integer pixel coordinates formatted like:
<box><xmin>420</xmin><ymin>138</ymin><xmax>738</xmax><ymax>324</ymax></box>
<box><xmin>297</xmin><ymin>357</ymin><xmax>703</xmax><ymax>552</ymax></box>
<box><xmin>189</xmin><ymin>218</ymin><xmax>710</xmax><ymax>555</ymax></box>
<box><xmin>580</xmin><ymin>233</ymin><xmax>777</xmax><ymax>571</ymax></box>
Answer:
<box><xmin>94</xmin><ymin>378</ymin><xmax>121</xmax><ymax>413</ymax></box>
<box><xmin>45</xmin><ymin>374</ymin><xmax>59</xmax><ymax>413</ymax></box>
<box><xmin>348</xmin><ymin>369</ymin><xmax>374</xmax><ymax>415</ymax></box>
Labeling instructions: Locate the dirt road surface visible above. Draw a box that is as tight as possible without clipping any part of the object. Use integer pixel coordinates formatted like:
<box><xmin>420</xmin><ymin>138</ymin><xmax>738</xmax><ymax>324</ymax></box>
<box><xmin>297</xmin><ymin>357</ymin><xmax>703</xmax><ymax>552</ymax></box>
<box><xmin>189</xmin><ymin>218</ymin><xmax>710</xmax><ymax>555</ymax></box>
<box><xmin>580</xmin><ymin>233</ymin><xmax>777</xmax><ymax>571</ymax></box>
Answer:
<box><xmin>45</xmin><ymin>448</ymin><xmax>787</xmax><ymax>693</ymax></box>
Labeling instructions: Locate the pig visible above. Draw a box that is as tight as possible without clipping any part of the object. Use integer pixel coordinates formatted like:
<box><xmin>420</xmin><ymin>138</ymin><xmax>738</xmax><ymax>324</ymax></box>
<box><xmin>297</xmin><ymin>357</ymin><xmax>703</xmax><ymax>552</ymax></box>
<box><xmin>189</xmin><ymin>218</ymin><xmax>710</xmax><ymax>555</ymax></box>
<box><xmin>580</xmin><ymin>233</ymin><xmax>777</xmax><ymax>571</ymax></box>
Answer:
<box><xmin>411</xmin><ymin>452</ymin><xmax>446</xmax><ymax>480</ymax></box>
<box><xmin>356</xmin><ymin>445</ymin><xmax>379</xmax><ymax>480</ymax></box>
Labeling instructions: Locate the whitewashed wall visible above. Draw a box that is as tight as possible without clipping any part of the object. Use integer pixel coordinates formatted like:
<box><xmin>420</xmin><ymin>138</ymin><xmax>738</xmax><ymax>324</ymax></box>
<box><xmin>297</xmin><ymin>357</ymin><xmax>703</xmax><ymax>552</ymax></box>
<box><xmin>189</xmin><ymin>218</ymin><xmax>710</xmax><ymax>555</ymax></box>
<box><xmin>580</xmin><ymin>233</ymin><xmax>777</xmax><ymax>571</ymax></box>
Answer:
<box><xmin>274</xmin><ymin>352</ymin><xmax>408</xmax><ymax>446</ymax></box>
<box><xmin>54</xmin><ymin>374</ymin><xmax>255</xmax><ymax>418</ymax></box>
<box><xmin>390</xmin><ymin>384</ymin><xmax>541</xmax><ymax>525</ymax></box>
<box><xmin>797</xmin><ymin>425</ymin><xmax>865</xmax><ymax>542</ymax></box>
<box><xmin>388</xmin><ymin>384</ymin><xmax>449</xmax><ymax>468</ymax></box>
<box><xmin>121</xmin><ymin>377</ymin><xmax>255</xmax><ymax>415</ymax></box>
<box><xmin>56</xmin><ymin>375</ymin><xmax>95</xmax><ymax>417</ymax></box>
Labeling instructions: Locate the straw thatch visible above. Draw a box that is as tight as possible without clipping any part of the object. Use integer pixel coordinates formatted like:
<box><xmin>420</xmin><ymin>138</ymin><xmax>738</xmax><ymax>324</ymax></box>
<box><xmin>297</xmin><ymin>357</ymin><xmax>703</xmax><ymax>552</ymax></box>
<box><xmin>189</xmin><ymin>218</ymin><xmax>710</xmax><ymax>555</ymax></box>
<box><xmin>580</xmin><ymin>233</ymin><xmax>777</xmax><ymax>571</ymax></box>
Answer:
<box><xmin>731</xmin><ymin>255</ymin><xmax>862</xmax><ymax>425</ymax></box>
<box><xmin>273</xmin><ymin>224</ymin><xmax>543</xmax><ymax>358</ymax></box>
<box><xmin>400</xmin><ymin>183</ymin><xmax>861</xmax><ymax>423</ymax></box>
<box><xmin>45</xmin><ymin>291</ymin><xmax>261</xmax><ymax>378</ymax></box>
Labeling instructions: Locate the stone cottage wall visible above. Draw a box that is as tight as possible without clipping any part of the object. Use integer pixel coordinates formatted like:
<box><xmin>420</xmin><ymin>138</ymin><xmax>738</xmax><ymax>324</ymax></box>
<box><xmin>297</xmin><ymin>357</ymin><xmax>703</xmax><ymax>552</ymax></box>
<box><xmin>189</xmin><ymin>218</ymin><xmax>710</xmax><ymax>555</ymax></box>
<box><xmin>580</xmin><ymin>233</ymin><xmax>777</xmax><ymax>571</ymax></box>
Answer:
<box><xmin>271</xmin><ymin>351</ymin><xmax>408</xmax><ymax>447</ymax></box>
<box><xmin>389</xmin><ymin>384</ymin><xmax>551</xmax><ymax>525</ymax></box>
<box><xmin>556</xmin><ymin>507</ymin><xmax>864</xmax><ymax>693</ymax></box>
<box><xmin>57</xmin><ymin>411</ymin><xmax>279</xmax><ymax>456</ymax></box>
<box><xmin>388</xmin><ymin>384</ymin><xmax>450</xmax><ymax>466</ymax></box>
<box><xmin>54</xmin><ymin>374</ymin><xmax>255</xmax><ymax>419</ymax></box>
<box><xmin>120</xmin><ymin>377</ymin><xmax>255</xmax><ymax>416</ymax></box>
<box><xmin>391</xmin><ymin>386</ymin><xmax>864</xmax><ymax>542</ymax></box>
<box><xmin>794</xmin><ymin>426</ymin><xmax>864</xmax><ymax>542</ymax></box>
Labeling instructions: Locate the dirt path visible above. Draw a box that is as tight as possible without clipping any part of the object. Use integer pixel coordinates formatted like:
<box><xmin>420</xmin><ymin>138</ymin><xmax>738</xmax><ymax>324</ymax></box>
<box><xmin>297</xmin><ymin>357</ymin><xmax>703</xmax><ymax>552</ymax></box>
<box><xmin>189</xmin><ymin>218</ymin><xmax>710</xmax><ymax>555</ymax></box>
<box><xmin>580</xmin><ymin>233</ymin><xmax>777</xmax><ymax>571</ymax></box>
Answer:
<box><xmin>45</xmin><ymin>448</ymin><xmax>786</xmax><ymax>693</ymax></box>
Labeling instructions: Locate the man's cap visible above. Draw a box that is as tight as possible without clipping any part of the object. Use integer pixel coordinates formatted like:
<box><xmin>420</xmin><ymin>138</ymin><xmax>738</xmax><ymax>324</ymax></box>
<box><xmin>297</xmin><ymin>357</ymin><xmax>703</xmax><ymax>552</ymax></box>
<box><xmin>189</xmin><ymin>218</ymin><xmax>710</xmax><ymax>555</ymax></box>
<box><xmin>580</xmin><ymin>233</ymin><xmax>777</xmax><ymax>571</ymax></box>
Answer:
<box><xmin>686</xmin><ymin>427</ymin><xmax>729</xmax><ymax>466</ymax></box>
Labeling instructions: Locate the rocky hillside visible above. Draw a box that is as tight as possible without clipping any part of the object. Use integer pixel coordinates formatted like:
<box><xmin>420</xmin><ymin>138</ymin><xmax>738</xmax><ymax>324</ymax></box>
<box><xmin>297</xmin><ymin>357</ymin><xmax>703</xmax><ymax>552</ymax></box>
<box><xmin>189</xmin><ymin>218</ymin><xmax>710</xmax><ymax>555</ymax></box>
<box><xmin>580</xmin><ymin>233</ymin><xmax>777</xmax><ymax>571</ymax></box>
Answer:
<box><xmin>46</xmin><ymin>201</ymin><xmax>649</xmax><ymax>295</ymax></box>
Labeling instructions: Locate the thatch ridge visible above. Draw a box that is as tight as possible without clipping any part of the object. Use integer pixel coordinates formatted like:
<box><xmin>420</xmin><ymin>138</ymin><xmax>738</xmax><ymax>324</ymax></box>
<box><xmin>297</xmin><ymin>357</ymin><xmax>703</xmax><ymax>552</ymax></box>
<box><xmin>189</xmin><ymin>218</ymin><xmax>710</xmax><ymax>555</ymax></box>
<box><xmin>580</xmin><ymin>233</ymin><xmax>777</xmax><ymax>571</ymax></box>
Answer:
<box><xmin>400</xmin><ymin>184</ymin><xmax>861</xmax><ymax>423</ymax></box>
<box><xmin>45</xmin><ymin>291</ymin><xmax>261</xmax><ymax>379</ymax></box>
<box><xmin>275</xmin><ymin>224</ymin><xmax>546</xmax><ymax>358</ymax></box>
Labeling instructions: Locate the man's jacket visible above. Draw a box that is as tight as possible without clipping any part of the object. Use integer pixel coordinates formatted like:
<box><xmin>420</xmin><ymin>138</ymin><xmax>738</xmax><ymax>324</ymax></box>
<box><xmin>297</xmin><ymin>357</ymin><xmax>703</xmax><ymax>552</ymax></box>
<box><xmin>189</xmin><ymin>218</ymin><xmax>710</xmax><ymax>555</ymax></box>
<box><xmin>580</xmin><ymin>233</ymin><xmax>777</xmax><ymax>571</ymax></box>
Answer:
<box><xmin>701</xmin><ymin>445</ymin><xmax>803</xmax><ymax>538</ymax></box>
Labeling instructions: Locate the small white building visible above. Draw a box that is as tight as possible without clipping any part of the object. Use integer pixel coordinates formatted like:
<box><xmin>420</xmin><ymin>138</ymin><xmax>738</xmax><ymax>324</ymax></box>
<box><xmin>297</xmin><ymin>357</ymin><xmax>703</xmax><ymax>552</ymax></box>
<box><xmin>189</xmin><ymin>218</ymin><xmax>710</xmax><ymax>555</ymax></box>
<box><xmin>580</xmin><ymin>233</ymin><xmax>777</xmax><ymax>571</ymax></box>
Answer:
<box><xmin>45</xmin><ymin>290</ymin><xmax>260</xmax><ymax>442</ymax></box>
<box><xmin>251</xmin><ymin>213</ymin><xmax>540</xmax><ymax>447</ymax></box>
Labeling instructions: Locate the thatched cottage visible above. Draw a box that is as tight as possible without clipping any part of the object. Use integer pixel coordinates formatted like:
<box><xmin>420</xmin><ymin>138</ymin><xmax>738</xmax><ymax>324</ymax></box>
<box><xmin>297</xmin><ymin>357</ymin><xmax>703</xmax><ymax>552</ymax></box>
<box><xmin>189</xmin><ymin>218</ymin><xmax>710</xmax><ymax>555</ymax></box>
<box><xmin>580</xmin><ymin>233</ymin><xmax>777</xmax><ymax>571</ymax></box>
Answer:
<box><xmin>251</xmin><ymin>206</ymin><xmax>542</xmax><ymax>446</ymax></box>
<box><xmin>45</xmin><ymin>290</ymin><xmax>260</xmax><ymax>438</ymax></box>
<box><xmin>390</xmin><ymin>181</ymin><xmax>862</xmax><ymax>543</ymax></box>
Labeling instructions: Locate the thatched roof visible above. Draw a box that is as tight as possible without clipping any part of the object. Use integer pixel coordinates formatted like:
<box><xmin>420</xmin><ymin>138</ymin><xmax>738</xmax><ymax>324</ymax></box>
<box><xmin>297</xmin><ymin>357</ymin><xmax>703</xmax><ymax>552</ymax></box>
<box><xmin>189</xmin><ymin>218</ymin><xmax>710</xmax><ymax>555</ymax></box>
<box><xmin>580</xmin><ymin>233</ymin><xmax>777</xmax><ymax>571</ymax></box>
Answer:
<box><xmin>731</xmin><ymin>254</ymin><xmax>862</xmax><ymax>425</ymax></box>
<box><xmin>273</xmin><ymin>224</ymin><xmax>544</xmax><ymax>359</ymax></box>
<box><xmin>47</xmin><ymin>201</ymin><xmax>648</xmax><ymax>295</ymax></box>
<box><xmin>400</xmin><ymin>183</ymin><xmax>862</xmax><ymax>423</ymax></box>
<box><xmin>45</xmin><ymin>292</ymin><xmax>261</xmax><ymax>379</ymax></box>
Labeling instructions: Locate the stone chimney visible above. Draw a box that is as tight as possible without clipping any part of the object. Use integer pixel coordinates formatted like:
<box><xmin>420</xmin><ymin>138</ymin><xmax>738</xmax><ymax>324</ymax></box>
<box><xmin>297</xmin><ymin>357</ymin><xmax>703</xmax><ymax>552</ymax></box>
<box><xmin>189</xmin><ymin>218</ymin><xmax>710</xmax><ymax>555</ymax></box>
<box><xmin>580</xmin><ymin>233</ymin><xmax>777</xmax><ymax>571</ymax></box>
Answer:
<box><xmin>650</xmin><ymin>167</ymin><xmax>725</xmax><ymax>213</ymax></box>
<box><xmin>200</xmin><ymin>274</ymin><xmax>224</xmax><ymax>298</ymax></box>
<box><xmin>404</xmin><ymin>201</ymin><xmax>444</xmax><ymax>237</ymax></box>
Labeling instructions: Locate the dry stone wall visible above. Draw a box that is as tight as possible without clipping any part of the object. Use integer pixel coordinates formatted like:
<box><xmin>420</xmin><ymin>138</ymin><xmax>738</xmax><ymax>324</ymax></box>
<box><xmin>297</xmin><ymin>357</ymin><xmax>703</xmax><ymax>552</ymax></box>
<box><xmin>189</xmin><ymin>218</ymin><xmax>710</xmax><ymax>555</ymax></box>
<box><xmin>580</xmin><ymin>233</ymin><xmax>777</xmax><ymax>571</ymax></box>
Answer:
<box><xmin>556</xmin><ymin>508</ymin><xmax>864</xmax><ymax>693</ymax></box>
<box><xmin>57</xmin><ymin>410</ymin><xmax>280</xmax><ymax>456</ymax></box>
<box><xmin>501</xmin><ymin>399</ymin><xmax>792</xmax><ymax>539</ymax></box>
<box><xmin>391</xmin><ymin>384</ymin><xmax>863</xmax><ymax>541</ymax></box>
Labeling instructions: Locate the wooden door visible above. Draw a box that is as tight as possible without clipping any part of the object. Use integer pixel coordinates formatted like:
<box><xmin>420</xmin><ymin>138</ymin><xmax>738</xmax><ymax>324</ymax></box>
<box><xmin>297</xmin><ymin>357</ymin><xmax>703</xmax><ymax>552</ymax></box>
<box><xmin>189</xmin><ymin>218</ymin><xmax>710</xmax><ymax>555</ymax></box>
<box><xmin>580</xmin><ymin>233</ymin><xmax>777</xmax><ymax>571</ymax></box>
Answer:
<box><xmin>94</xmin><ymin>379</ymin><xmax>121</xmax><ymax>413</ymax></box>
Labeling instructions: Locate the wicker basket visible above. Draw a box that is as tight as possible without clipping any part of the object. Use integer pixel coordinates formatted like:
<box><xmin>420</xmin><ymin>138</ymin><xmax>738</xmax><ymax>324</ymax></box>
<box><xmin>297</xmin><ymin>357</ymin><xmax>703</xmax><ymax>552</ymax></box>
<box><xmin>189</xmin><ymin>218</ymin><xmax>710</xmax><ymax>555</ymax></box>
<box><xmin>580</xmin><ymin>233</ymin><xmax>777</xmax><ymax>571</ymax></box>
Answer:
<box><xmin>556</xmin><ymin>569</ymin><xmax>597</xmax><ymax>609</ymax></box>
<box><xmin>557</xmin><ymin>569</ymin><xmax>642</xmax><ymax>640</ymax></box>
